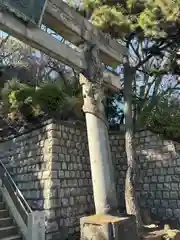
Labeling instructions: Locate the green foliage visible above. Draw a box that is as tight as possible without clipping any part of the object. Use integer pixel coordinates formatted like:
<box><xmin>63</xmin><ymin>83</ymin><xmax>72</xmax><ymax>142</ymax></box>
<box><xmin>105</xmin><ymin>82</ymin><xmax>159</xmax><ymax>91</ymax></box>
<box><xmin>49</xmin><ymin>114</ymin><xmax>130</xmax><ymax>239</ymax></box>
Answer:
<box><xmin>35</xmin><ymin>83</ymin><xmax>65</xmax><ymax>112</ymax></box>
<box><xmin>137</xmin><ymin>96</ymin><xmax>180</xmax><ymax>141</ymax></box>
<box><xmin>106</xmin><ymin>90</ymin><xmax>123</xmax><ymax>127</ymax></box>
<box><xmin>2</xmin><ymin>79</ymin><xmax>26</xmax><ymax>110</ymax></box>
<box><xmin>78</xmin><ymin>0</ymin><xmax>180</xmax><ymax>39</ymax></box>
<box><xmin>1</xmin><ymin>78</ymin><xmax>84</xmax><ymax>121</ymax></box>
<box><xmin>1</xmin><ymin>79</ymin><xmax>39</xmax><ymax>119</ymax></box>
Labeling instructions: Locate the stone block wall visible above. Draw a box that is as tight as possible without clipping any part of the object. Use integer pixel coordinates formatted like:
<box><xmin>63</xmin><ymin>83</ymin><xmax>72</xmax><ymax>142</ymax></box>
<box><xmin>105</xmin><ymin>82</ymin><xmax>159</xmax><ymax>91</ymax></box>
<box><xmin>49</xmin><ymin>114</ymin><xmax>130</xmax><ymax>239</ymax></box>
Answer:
<box><xmin>109</xmin><ymin>130</ymin><xmax>180</xmax><ymax>225</ymax></box>
<box><xmin>136</xmin><ymin>131</ymin><xmax>180</xmax><ymax>224</ymax></box>
<box><xmin>45</xmin><ymin>121</ymin><xmax>94</xmax><ymax>239</ymax></box>
<box><xmin>0</xmin><ymin>120</ymin><xmax>94</xmax><ymax>240</ymax></box>
<box><xmin>109</xmin><ymin>132</ymin><xmax>127</xmax><ymax>208</ymax></box>
<box><xmin>1</xmin><ymin>120</ymin><xmax>180</xmax><ymax>239</ymax></box>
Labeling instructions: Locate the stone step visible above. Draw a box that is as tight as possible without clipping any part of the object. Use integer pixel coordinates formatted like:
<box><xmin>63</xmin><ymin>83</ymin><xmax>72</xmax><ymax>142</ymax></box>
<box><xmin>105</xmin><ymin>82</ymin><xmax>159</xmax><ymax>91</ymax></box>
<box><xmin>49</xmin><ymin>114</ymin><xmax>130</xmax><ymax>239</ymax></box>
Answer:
<box><xmin>0</xmin><ymin>210</ymin><xmax>9</xmax><ymax>219</ymax></box>
<box><xmin>0</xmin><ymin>235</ymin><xmax>21</xmax><ymax>240</ymax></box>
<box><xmin>0</xmin><ymin>218</ymin><xmax>12</xmax><ymax>228</ymax></box>
<box><xmin>0</xmin><ymin>226</ymin><xmax>17</xmax><ymax>239</ymax></box>
<box><xmin>0</xmin><ymin>203</ymin><xmax>4</xmax><ymax>210</ymax></box>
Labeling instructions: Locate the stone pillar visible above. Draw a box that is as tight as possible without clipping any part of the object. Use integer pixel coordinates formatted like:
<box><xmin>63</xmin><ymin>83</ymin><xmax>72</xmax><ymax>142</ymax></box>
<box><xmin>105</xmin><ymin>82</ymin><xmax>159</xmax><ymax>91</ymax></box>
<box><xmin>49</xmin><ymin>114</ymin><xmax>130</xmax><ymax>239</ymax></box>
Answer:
<box><xmin>79</xmin><ymin>73</ymin><xmax>140</xmax><ymax>240</ymax></box>
<box><xmin>79</xmin><ymin>73</ymin><xmax>118</xmax><ymax>214</ymax></box>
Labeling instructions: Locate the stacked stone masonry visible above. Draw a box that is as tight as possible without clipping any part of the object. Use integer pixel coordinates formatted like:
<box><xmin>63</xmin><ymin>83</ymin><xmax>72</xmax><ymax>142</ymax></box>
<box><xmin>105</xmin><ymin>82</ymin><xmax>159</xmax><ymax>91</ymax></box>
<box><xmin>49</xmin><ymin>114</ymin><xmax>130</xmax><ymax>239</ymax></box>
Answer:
<box><xmin>110</xmin><ymin>130</ymin><xmax>180</xmax><ymax>225</ymax></box>
<box><xmin>0</xmin><ymin>120</ymin><xmax>180</xmax><ymax>239</ymax></box>
<box><xmin>0</xmin><ymin>121</ymin><xmax>94</xmax><ymax>240</ymax></box>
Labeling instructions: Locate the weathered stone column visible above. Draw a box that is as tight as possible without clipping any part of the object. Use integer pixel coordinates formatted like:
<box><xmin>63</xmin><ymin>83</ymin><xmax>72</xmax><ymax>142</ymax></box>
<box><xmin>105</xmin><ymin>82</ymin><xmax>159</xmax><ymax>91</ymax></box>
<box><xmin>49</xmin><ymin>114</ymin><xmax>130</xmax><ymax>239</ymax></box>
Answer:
<box><xmin>79</xmin><ymin>73</ymin><xmax>118</xmax><ymax>214</ymax></box>
<box><xmin>80</xmin><ymin>74</ymin><xmax>139</xmax><ymax>240</ymax></box>
<box><xmin>79</xmin><ymin>44</ymin><xmax>139</xmax><ymax>240</ymax></box>
<box><xmin>79</xmin><ymin>74</ymin><xmax>139</xmax><ymax>240</ymax></box>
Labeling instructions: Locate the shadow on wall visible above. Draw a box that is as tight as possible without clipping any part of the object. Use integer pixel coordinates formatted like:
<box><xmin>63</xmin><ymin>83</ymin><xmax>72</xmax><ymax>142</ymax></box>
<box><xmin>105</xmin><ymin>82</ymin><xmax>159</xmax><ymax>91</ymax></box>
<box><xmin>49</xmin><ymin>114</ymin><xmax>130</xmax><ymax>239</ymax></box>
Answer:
<box><xmin>136</xmin><ymin>131</ymin><xmax>180</xmax><ymax>228</ymax></box>
<box><xmin>0</xmin><ymin>120</ymin><xmax>95</xmax><ymax>240</ymax></box>
<box><xmin>110</xmin><ymin>130</ymin><xmax>180</xmax><ymax>228</ymax></box>
<box><xmin>109</xmin><ymin>132</ymin><xmax>126</xmax><ymax>211</ymax></box>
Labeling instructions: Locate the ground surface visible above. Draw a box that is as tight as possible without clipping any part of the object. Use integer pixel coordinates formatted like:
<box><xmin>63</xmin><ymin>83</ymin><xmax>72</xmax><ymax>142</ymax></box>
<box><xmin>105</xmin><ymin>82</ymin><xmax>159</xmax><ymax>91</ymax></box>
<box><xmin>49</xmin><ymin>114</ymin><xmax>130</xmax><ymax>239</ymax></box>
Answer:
<box><xmin>142</xmin><ymin>224</ymin><xmax>180</xmax><ymax>240</ymax></box>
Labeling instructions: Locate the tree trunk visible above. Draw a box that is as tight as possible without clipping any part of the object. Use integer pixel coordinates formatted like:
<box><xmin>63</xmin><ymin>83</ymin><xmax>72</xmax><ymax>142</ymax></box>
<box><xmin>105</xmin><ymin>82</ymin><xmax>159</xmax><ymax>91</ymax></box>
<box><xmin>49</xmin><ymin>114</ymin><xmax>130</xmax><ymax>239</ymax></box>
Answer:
<box><xmin>123</xmin><ymin>61</ymin><xmax>143</xmax><ymax>235</ymax></box>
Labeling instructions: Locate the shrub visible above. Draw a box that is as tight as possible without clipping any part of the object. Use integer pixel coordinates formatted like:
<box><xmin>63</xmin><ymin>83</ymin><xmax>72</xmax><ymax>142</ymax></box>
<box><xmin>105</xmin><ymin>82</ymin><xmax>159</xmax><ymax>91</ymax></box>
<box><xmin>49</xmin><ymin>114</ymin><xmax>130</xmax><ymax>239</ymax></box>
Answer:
<box><xmin>1</xmin><ymin>79</ymin><xmax>83</xmax><ymax>122</ymax></box>
<box><xmin>35</xmin><ymin>83</ymin><xmax>65</xmax><ymax>113</ymax></box>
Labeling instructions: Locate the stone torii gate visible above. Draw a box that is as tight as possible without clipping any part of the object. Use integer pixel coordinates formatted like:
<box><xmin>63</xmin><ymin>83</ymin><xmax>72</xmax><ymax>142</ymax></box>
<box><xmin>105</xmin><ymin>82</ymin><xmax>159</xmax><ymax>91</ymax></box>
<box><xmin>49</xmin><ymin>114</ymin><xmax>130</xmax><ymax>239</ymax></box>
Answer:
<box><xmin>0</xmin><ymin>1</ymin><xmax>139</xmax><ymax>239</ymax></box>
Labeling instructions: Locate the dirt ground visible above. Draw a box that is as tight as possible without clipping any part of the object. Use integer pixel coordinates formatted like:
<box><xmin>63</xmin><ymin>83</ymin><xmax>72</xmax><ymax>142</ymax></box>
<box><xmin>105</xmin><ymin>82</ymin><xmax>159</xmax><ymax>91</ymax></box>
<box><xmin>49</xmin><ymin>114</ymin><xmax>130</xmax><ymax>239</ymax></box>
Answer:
<box><xmin>141</xmin><ymin>224</ymin><xmax>180</xmax><ymax>240</ymax></box>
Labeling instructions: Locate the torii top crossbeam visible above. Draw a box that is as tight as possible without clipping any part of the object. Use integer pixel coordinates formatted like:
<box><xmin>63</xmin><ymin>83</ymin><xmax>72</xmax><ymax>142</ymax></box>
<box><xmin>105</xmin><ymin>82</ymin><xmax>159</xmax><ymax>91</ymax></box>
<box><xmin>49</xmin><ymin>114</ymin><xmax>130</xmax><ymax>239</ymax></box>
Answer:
<box><xmin>0</xmin><ymin>0</ymin><xmax>127</xmax><ymax>91</ymax></box>
<box><xmin>44</xmin><ymin>0</ymin><xmax>127</xmax><ymax>66</ymax></box>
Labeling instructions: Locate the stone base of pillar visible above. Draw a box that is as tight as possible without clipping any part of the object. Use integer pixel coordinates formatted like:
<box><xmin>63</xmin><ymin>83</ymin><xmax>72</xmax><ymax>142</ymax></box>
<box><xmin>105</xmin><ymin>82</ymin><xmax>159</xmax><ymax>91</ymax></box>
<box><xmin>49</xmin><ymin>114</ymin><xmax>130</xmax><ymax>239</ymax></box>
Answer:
<box><xmin>80</xmin><ymin>214</ymin><xmax>140</xmax><ymax>240</ymax></box>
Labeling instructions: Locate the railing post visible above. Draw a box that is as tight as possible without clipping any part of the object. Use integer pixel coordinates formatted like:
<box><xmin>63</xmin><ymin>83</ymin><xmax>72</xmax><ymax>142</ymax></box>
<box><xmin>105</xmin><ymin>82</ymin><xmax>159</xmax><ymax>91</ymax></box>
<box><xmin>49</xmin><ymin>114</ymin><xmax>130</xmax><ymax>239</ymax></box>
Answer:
<box><xmin>27</xmin><ymin>211</ymin><xmax>46</xmax><ymax>240</ymax></box>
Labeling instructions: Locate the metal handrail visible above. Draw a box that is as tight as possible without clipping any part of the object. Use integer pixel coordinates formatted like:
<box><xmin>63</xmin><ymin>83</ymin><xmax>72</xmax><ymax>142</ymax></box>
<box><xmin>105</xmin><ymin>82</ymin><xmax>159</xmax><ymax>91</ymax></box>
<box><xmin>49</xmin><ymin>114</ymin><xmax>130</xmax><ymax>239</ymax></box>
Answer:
<box><xmin>0</xmin><ymin>159</ymin><xmax>32</xmax><ymax>225</ymax></box>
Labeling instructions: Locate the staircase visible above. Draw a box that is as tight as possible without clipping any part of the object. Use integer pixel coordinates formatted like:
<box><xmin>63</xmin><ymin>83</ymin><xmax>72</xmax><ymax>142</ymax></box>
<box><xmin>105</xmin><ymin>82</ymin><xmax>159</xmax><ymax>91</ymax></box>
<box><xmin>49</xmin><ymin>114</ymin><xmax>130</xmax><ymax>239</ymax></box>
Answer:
<box><xmin>0</xmin><ymin>160</ymin><xmax>46</xmax><ymax>240</ymax></box>
<box><xmin>0</xmin><ymin>197</ymin><xmax>22</xmax><ymax>240</ymax></box>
